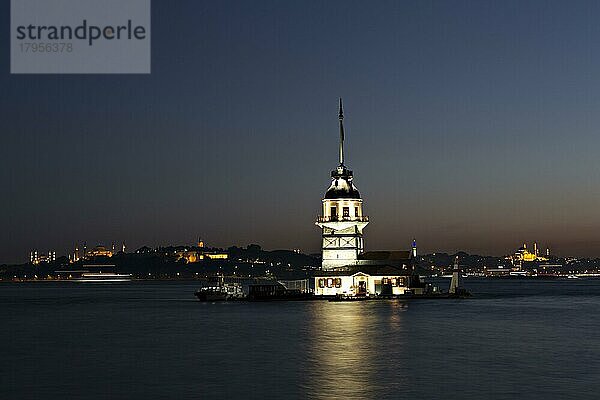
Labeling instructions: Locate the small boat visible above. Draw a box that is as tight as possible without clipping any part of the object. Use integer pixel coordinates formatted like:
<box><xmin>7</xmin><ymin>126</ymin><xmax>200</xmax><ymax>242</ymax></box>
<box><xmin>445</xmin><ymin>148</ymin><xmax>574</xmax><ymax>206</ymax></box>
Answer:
<box><xmin>194</xmin><ymin>286</ymin><xmax>229</xmax><ymax>301</ymax></box>
<box><xmin>194</xmin><ymin>279</ymin><xmax>244</xmax><ymax>302</ymax></box>
<box><xmin>567</xmin><ymin>274</ymin><xmax>580</xmax><ymax>279</ymax></box>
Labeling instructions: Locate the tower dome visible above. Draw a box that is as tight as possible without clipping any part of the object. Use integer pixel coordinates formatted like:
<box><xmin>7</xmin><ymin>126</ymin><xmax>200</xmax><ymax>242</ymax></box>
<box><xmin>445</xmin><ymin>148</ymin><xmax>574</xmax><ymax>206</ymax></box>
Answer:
<box><xmin>325</xmin><ymin>165</ymin><xmax>361</xmax><ymax>199</ymax></box>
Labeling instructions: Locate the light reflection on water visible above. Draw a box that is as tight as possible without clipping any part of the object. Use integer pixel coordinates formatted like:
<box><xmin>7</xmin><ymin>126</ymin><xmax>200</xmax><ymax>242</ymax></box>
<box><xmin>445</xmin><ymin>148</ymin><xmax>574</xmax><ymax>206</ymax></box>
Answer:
<box><xmin>304</xmin><ymin>301</ymin><xmax>409</xmax><ymax>399</ymax></box>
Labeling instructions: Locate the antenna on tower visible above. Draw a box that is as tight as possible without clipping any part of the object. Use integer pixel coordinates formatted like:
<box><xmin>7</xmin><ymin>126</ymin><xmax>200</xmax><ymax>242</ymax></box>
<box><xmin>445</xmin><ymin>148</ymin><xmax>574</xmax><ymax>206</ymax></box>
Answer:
<box><xmin>338</xmin><ymin>98</ymin><xmax>345</xmax><ymax>166</ymax></box>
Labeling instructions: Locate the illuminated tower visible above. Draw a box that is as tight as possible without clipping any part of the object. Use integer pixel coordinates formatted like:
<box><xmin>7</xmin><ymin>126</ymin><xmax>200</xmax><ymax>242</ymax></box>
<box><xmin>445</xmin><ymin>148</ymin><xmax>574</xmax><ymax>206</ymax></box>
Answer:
<box><xmin>412</xmin><ymin>238</ymin><xmax>418</xmax><ymax>258</ymax></box>
<box><xmin>316</xmin><ymin>99</ymin><xmax>369</xmax><ymax>270</ymax></box>
<box><xmin>449</xmin><ymin>256</ymin><xmax>461</xmax><ymax>294</ymax></box>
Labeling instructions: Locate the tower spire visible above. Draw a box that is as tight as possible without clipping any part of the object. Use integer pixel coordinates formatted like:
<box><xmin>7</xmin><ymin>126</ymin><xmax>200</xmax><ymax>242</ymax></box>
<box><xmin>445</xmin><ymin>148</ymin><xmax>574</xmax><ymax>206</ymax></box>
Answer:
<box><xmin>338</xmin><ymin>98</ymin><xmax>345</xmax><ymax>165</ymax></box>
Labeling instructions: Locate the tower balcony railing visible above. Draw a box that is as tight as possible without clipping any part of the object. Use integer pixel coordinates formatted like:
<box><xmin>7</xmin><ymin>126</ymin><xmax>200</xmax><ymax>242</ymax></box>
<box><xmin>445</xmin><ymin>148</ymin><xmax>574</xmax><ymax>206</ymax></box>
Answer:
<box><xmin>317</xmin><ymin>216</ymin><xmax>369</xmax><ymax>223</ymax></box>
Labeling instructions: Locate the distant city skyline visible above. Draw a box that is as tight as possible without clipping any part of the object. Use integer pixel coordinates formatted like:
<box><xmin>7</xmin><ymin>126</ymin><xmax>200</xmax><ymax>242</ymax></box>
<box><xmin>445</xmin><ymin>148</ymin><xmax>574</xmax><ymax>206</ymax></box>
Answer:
<box><xmin>4</xmin><ymin>0</ymin><xmax>600</xmax><ymax>263</ymax></box>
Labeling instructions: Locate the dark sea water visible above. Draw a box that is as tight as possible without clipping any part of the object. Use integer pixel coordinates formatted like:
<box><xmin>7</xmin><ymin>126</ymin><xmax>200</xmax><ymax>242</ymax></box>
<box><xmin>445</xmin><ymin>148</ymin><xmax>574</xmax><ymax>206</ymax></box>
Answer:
<box><xmin>2</xmin><ymin>279</ymin><xmax>600</xmax><ymax>400</ymax></box>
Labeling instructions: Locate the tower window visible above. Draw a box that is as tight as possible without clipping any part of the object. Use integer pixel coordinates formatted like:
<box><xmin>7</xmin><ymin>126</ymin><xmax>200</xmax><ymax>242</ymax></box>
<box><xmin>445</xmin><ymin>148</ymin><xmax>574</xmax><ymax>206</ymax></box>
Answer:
<box><xmin>355</xmin><ymin>207</ymin><xmax>359</xmax><ymax>217</ymax></box>
<box><xmin>343</xmin><ymin>207</ymin><xmax>349</xmax><ymax>217</ymax></box>
<box><xmin>330</xmin><ymin>207</ymin><xmax>337</xmax><ymax>220</ymax></box>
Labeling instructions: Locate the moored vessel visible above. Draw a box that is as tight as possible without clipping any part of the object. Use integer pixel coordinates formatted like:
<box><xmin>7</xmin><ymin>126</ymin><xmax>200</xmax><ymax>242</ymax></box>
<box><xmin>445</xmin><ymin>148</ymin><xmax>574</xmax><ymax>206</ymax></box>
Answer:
<box><xmin>194</xmin><ymin>277</ymin><xmax>244</xmax><ymax>301</ymax></box>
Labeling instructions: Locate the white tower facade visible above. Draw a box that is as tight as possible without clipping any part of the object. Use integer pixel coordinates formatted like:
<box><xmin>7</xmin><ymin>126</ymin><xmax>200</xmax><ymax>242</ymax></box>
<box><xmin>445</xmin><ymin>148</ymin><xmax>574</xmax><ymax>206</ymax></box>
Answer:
<box><xmin>316</xmin><ymin>99</ymin><xmax>369</xmax><ymax>270</ymax></box>
<box><xmin>449</xmin><ymin>256</ymin><xmax>461</xmax><ymax>294</ymax></box>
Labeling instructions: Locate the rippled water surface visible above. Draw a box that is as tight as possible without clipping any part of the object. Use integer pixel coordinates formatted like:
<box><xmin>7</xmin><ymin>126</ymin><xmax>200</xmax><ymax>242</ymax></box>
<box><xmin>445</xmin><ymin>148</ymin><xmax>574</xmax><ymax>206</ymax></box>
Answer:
<box><xmin>2</xmin><ymin>279</ymin><xmax>600</xmax><ymax>399</ymax></box>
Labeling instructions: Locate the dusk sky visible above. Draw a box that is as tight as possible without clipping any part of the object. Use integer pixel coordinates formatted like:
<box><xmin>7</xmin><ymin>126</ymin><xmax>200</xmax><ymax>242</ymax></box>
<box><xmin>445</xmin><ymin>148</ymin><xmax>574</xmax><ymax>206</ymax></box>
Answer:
<box><xmin>3</xmin><ymin>0</ymin><xmax>600</xmax><ymax>263</ymax></box>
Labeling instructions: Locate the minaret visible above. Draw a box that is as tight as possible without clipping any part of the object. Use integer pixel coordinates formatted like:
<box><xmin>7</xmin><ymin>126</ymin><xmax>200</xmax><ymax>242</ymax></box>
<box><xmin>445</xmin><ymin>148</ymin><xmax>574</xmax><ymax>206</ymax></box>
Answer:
<box><xmin>316</xmin><ymin>99</ymin><xmax>369</xmax><ymax>270</ymax></box>
<box><xmin>412</xmin><ymin>238</ymin><xmax>418</xmax><ymax>258</ymax></box>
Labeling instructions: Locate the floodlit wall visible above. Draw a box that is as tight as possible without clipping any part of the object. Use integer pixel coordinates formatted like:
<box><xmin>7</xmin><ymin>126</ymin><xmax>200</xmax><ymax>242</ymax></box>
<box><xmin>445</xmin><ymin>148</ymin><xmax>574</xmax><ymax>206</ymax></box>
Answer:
<box><xmin>314</xmin><ymin>274</ymin><xmax>409</xmax><ymax>296</ymax></box>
